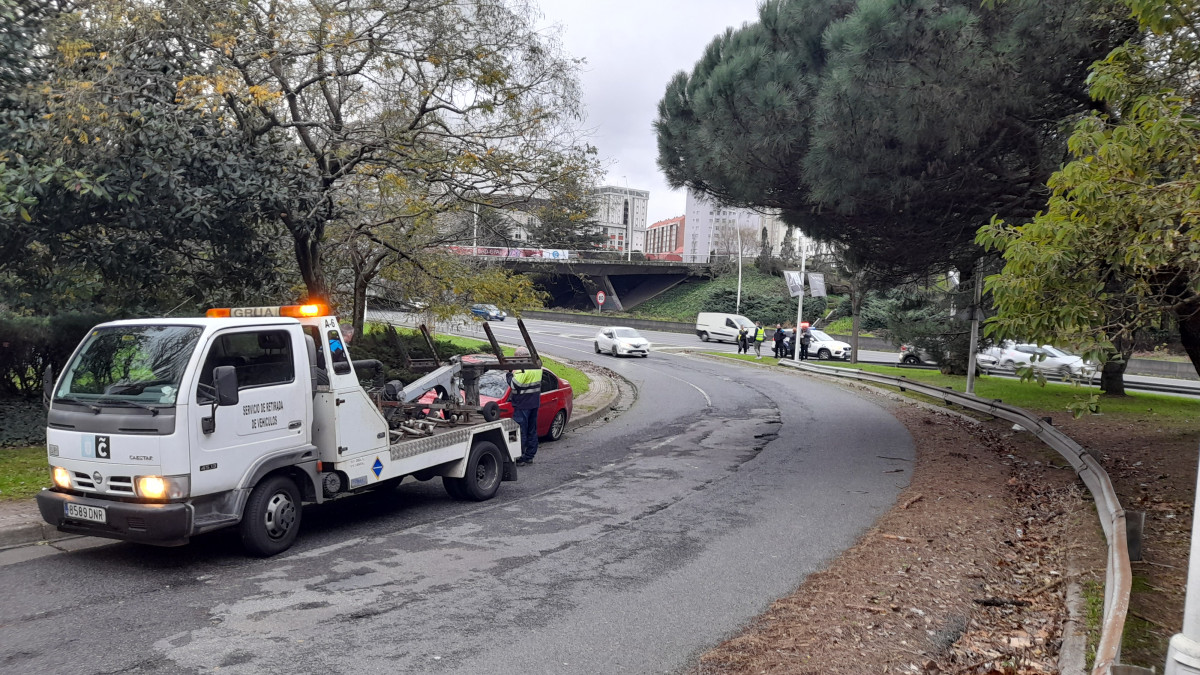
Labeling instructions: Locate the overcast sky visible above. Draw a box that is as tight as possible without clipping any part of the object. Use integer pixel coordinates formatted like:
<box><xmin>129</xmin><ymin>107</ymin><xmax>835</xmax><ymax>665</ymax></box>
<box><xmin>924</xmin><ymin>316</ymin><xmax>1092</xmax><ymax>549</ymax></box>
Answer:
<box><xmin>534</xmin><ymin>0</ymin><xmax>763</xmax><ymax>224</ymax></box>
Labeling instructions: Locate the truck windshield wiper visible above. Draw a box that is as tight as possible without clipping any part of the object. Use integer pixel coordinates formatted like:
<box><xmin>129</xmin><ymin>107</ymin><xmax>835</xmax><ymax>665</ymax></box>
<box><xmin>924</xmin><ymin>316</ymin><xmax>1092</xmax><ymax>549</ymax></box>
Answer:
<box><xmin>55</xmin><ymin>395</ymin><xmax>102</xmax><ymax>414</ymax></box>
<box><xmin>95</xmin><ymin>397</ymin><xmax>161</xmax><ymax>416</ymax></box>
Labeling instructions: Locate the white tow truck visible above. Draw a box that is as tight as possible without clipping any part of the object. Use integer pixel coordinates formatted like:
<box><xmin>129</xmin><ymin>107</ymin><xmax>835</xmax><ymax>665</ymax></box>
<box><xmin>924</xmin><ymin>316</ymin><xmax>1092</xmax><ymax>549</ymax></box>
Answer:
<box><xmin>37</xmin><ymin>304</ymin><xmax>537</xmax><ymax>556</ymax></box>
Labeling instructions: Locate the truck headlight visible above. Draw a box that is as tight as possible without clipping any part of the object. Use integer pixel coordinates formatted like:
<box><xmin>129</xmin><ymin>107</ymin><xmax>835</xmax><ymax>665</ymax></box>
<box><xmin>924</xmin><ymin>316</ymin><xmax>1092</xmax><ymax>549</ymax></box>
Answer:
<box><xmin>136</xmin><ymin>474</ymin><xmax>190</xmax><ymax>500</ymax></box>
<box><xmin>52</xmin><ymin>466</ymin><xmax>72</xmax><ymax>489</ymax></box>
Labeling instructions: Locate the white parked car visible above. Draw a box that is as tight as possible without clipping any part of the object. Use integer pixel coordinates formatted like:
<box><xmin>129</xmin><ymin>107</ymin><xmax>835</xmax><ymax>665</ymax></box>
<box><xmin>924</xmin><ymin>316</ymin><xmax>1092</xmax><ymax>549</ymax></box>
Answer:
<box><xmin>595</xmin><ymin>327</ymin><xmax>651</xmax><ymax>357</ymax></box>
<box><xmin>984</xmin><ymin>342</ymin><xmax>1095</xmax><ymax>377</ymax></box>
<box><xmin>782</xmin><ymin>328</ymin><xmax>852</xmax><ymax>360</ymax></box>
<box><xmin>807</xmin><ymin>329</ymin><xmax>852</xmax><ymax>360</ymax></box>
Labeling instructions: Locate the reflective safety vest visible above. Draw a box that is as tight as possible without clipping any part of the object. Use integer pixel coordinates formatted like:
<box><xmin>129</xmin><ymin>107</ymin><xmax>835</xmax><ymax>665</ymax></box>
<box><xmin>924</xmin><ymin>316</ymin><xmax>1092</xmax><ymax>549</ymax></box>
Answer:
<box><xmin>755</xmin><ymin>327</ymin><xmax>766</xmax><ymax>342</ymax></box>
<box><xmin>508</xmin><ymin>368</ymin><xmax>542</xmax><ymax>410</ymax></box>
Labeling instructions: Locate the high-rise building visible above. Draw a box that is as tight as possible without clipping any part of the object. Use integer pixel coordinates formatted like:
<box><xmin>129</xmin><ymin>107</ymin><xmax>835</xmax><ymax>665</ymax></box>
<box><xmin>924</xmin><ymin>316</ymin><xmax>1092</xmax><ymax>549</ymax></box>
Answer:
<box><xmin>646</xmin><ymin>215</ymin><xmax>685</xmax><ymax>255</ymax></box>
<box><xmin>591</xmin><ymin>185</ymin><xmax>649</xmax><ymax>252</ymax></box>
<box><xmin>682</xmin><ymin>188</ymin><xmax>804</xmax><ymax>262</ymax></box>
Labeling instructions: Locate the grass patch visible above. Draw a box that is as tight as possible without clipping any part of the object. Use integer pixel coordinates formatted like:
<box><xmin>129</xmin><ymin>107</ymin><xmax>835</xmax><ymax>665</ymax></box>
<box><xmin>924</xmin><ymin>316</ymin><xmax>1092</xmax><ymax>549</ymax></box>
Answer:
<box><xmin>626</xmin><ymin>268</ymin><xmax>790</xmax><ymax>322</ymax></box>
<box><xmin>704</xmin><ymin>351</ymin><xmax>775</xmax><ymax>363</ymax></box>
<box><xmin>1083</xmin><ymin>580</ymin><xmax>1104</xmax><ymax>671</ymax></box>
<box><xmin>819</xmin><ymin>316</ymin><xmax>876</xmax><ymax>337</ymax></box>
<box><xmin>814</xmin><ymin>362</ymin><xmax>1197</xmax><ymax>422</ymax></box>
<box><xmin>0</xmin><ymin>445</ymin><xmax>49</xmax><ymax>501</ymax></box>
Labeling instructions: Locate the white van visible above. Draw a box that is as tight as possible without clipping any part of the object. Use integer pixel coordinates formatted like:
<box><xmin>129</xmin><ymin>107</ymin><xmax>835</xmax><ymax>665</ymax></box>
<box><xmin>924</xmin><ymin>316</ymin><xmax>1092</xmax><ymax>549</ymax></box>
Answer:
<box><xmin>695</xmin><ymin>312</ymin><xmax>757</xmax><ymax>343</ymax></box>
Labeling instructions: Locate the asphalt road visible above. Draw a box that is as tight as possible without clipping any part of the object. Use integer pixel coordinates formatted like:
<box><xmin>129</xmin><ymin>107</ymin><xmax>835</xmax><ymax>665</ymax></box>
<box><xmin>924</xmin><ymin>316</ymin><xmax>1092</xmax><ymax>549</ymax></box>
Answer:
<box><xmin>0</xmin><ymin>315</ymin><xmax>915</xmax><ymax>675</ymax></box>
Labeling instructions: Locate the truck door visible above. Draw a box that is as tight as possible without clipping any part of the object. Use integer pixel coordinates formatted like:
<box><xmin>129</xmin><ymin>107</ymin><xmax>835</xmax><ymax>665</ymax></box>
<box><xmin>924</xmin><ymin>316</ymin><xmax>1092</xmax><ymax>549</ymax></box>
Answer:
<box><xmin>188</xmin><ymin>326</ymin><xmax>310</xmax><ymax>496</ymax></box>
<box><xmin>322</xmin><ymin>323</ymin><xmax>388</xmax><ymax>470</ymax></box>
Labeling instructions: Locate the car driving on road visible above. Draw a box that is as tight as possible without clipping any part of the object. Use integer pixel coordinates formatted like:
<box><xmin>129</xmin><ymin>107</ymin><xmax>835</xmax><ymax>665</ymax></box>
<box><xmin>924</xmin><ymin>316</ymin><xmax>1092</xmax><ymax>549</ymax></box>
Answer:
<box><xmin>595</xmin><ymin>327</ymin><xmax>651</xmax><ymax>357</ymax></box>
<box><xmin>470</xmin><ymin>303</ymin><xmax>507</xmax><ymax>321</ymax></box>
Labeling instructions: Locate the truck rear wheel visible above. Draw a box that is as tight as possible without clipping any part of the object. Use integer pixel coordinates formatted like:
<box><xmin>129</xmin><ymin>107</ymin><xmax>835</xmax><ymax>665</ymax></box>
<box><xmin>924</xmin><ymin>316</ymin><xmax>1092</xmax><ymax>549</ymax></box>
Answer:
<box><xmin>240</xmin><ymin>475</ymin><xmax>302</xmax><ymax>557</ymax></box>
<box><xmin>445</xmin><ymin>440</ymin><xmax>503</xmax><ymax>501</ymax></box>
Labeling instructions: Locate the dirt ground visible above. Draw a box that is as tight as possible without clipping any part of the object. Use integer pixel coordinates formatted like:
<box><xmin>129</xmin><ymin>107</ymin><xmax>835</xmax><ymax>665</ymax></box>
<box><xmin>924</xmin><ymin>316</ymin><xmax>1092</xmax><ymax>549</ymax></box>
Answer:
<box><xmin>686</xmin><ymin>383</ymin><xmax>1197</xmax><ymax>675</ymax></box>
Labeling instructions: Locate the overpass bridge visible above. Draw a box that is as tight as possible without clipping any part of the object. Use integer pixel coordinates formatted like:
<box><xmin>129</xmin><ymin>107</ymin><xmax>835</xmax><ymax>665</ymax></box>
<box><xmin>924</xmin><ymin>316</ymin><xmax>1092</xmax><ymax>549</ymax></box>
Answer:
<box><xmin>456</xmin><ymin>252</ymin><xmax>717</xmax><ymax>311</ymax></box>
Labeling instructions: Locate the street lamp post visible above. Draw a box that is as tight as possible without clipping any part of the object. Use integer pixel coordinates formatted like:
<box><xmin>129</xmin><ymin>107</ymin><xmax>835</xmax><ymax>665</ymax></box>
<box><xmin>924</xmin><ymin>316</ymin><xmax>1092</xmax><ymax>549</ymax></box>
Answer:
<box><xmin>1167</xmin><ymin>457</ymin><xmax>1200</xmax><ymax>674</ymax></box>
<box><xmin>622</xmin><ymin>176</ymin><xmax>633</xmax><ymax>262</ymax></box>
<box><xmin>735</xmin><ymin>223</ymin><xmax>743</xmax><ymax>314</ymax></box>
<box><xmin>793</xmin><ymin>234</ymin><xmax>807</xmax><ymax>365</ymax></box>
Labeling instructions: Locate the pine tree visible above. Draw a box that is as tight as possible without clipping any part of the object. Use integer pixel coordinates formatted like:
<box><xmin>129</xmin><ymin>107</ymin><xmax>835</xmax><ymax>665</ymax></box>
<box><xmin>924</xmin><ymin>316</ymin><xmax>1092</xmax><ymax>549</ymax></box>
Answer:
<box><xmin>655</xmin><ymin>0</ymin><xmax>1133</xmax><ymax>281</ymax></box>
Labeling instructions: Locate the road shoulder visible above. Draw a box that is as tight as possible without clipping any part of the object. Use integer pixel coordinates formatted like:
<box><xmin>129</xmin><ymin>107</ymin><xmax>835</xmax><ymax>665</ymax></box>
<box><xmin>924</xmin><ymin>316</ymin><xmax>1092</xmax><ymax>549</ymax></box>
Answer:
<box><xmin>687</xmin><ymin>392</ymin><xmax>1094</xmax><ymax>674</ymax></box>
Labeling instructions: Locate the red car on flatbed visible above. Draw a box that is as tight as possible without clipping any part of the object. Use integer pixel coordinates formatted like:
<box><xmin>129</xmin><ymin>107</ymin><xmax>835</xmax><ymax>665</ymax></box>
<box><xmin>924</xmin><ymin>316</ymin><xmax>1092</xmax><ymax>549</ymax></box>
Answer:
<box><xmin>420</xmin><ymin>355</ymin><xmax>574</xmax><ymax>441</ymax></box>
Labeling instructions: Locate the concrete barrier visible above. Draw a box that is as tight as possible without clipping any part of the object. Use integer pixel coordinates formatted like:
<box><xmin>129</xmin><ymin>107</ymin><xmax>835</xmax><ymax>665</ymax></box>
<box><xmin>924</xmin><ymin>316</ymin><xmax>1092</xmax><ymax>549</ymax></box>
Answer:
<box><xmin>522</xmin><ymin>310</ymin><xmax>697</xmax><ymax>335</ymax></box>
<box><xmin>1126</xmin><ymin>358</ymin><xmax>1198</xmax><ymax>381</ymax></box>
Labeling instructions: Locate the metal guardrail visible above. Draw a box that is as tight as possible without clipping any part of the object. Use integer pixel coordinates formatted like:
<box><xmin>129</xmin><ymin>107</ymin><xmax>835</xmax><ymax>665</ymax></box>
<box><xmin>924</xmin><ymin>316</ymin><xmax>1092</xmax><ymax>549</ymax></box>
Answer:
<box><xmin>783</xmin><ymin>360</ymin><xmax>1136</xmax><ymax>675</ymax></box>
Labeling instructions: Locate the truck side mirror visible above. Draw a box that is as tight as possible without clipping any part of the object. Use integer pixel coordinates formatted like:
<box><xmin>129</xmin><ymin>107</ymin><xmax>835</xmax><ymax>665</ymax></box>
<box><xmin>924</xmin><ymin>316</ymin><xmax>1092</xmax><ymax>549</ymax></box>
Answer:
<box><xmin>42</xmin><ymin>365</ymin><xmax>55</xmax><ymax>409</ymax></box>
<box><xmin>213</xmin><ymin>366</ymin><xmax>240</xmax><ymax>406</ymax></box>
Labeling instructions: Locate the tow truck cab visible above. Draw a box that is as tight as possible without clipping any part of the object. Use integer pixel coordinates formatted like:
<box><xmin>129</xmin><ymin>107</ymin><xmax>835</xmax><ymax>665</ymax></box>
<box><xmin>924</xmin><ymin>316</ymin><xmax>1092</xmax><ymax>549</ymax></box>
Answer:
<box><xmin>36</xmin><ymin>304</ymin><xmax>521</xmax><ymax>555</ymax></box>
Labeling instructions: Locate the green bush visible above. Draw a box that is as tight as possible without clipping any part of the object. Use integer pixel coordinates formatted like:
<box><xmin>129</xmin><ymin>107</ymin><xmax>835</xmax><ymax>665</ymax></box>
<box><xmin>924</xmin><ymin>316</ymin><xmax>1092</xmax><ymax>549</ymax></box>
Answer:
<box><xmin>0</xmin><ymin>399</ymin><xmax>45</xmax><ymax>447</ymax></box>
<box><xmin>0</xmin><ymin>312</ymin><xmax>114</xmax><ymax>399</ymax></box>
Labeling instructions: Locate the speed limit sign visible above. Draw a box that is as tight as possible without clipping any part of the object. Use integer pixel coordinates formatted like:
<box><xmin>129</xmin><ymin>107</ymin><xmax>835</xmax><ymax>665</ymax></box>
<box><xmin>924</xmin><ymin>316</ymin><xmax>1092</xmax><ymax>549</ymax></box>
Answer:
<box><xmin>596</xmin><ymin>290</ymin><xmax>606</xmax><ymax>306</ymax></box>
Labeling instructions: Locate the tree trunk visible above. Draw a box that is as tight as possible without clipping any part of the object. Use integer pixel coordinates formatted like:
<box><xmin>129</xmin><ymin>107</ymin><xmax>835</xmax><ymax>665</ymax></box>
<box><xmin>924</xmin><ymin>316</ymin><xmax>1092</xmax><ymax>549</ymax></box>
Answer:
<box><xmin>1177</xmin><ymin>299</ymin><xmax>1200</xmax><ymax>380</ymax></box>
<box><xmin>287</xmin><ymin>217</ymin><xmax>327</xmax><ymax>301</ymax></box>
<box><xmin>352</xmin><ymin>274</ymin><xmax>369</xmax><ymax>337</ymax></box>
<box><xmin>348</xmin><ymin>248</ymin><xmax>388</xmax><ymax>336</ymax></box>
<box><xmin>1099</xmin><ymin>358</ymin><xmax>1128</xmax><ymax>396</ymax></box>
<box><xmin>850</xmin><ymin>286</ymin><xmax>863</xmax><ymax>364</ymax></box>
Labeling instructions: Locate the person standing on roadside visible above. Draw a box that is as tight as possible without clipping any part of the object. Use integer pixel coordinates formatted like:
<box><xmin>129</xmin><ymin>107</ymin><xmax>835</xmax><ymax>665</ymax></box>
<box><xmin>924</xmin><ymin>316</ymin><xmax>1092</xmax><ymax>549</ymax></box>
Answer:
<box><xmin>507</xmin><ymin>347</ymin><xmax>542</xmax><ymax>465</ymax></box>
<box><xmin>753</xmin><ymin>321</ymin><xmax>766</xmax><ymax>359</ymax></box>
<box><xmin>772</xmin><ymin>324</ymin><xmax>785</xmax><ymax>358</ymax></box>
<box><xmin>800</xmin><ymin>328</ymin><xmax>812</xmax><ymax>361</ymax></box>
<box><xmin>737</xmin><ymin>325</ymin><xmax>749</xmax><ymax>354</ymax></box>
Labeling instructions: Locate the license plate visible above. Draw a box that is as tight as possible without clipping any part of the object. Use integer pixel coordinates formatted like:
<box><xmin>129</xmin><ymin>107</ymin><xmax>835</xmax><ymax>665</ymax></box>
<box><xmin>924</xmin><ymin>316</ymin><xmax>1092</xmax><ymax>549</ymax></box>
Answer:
<box><xmin>65</xmin><ymin>502</ymin><xmax>106</xmax><ymax>524</ymax></box>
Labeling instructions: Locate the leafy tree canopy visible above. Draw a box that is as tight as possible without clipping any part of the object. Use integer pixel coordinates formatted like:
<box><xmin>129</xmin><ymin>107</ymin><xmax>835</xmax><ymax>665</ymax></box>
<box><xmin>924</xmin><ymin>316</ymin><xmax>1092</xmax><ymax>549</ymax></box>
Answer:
<box><xmin>1</xmin><ymin>0</ymin><xmax>309</xmax><ymax>315</ymax></box>
<box><xmin>979</xmin><ymin>0</ymin><xmax>1200</xmax><ymax>381</ymax></box>
<box><xmin>164</xmin><ymin>0</ymin><xmax>589</xmax><ymax>298</ymax></box>
<box><xmin>655</xmin><ymin>0</ymin><xmax>1132</xmax><ymax>281</ymax></box>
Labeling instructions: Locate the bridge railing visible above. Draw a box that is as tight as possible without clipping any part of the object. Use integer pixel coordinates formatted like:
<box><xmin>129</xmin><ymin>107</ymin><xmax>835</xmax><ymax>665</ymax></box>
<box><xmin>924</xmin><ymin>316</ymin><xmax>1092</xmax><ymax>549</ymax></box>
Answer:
<box><xmin>443</xmin><ymin>245</ymin><xmax>728</xmax><ymax>264</ymax></box>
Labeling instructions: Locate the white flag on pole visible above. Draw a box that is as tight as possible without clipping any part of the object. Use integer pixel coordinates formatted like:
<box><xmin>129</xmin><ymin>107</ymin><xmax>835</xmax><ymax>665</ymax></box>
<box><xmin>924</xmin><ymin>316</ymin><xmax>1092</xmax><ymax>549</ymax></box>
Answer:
<box><xmin>783</xmin><ymin>270</ymin><xmax>804</xmax><ymax>298</ymax></box>
<box><xmin>808</xmin><ymin>272</ymin><xmax>827</xmax><ymax>297</ymax></box>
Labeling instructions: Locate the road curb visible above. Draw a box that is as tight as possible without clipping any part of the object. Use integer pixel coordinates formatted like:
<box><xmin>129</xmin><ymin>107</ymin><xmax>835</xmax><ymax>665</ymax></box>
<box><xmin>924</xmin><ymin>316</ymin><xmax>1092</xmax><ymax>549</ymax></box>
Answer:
<box><xmin>1058</xmin><ymin>567</ymin><xmax>1088</xmax><ymax>675</ymax></box>
<box><xmin>0</xmin><ymin>515</ymin><xmax>69</xmax><ymax>551</ymax></box>
<box><xmin>563</xmin><ymin>364</ymin><xmax>626</xmax><ymax>431</ymax></box>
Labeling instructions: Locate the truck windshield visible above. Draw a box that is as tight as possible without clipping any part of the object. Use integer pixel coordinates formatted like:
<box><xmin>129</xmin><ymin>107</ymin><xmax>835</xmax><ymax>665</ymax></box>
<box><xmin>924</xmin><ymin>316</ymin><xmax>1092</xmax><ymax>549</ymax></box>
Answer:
<box><xmin>56</xmin><ymin>325</ymin><xmax>202</xmax><ymax>407</ymax></box>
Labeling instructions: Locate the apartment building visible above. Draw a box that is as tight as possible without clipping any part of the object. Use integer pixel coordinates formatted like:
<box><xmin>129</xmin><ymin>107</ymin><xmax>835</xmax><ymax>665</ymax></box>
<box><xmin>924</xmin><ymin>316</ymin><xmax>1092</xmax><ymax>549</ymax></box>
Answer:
<box><xmin>682</xmin><ymin>188</ymin><xmax>803</xmax><ymax>262</ymax></box>
<box><xmin>646</xmin><ymin>215</ymin><xmax>685</xmax><ymax>255</ymax></box>
<box><xmin>591</xmin><ymin>185</ymin><xmax>650</xmax><ymax>252</ymax></box>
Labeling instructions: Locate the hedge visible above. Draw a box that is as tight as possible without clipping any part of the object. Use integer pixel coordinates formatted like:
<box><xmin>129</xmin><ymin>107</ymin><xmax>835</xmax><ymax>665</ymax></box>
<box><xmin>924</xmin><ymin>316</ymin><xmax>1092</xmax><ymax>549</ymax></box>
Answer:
<box><xmin>0</xmin><ymin>312</ymin><xmax>114</xmax><ymax>399</ymax></box>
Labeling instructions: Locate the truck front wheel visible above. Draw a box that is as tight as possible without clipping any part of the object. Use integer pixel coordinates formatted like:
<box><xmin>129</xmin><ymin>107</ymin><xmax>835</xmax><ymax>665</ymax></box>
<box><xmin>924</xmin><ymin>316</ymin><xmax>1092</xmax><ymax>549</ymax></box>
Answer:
<box><xmin>240</xmin><ymin>475</ymin><xmax>302</xmax><ymax>557</ymax></box>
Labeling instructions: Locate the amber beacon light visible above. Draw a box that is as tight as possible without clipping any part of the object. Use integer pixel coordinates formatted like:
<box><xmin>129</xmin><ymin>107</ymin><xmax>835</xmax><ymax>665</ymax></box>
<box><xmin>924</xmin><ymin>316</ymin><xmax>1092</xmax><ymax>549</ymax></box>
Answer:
<box><xmin>206</xmin><ymin>304</ymin><xmax>329</xmax><ymax>318</ymax></box>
